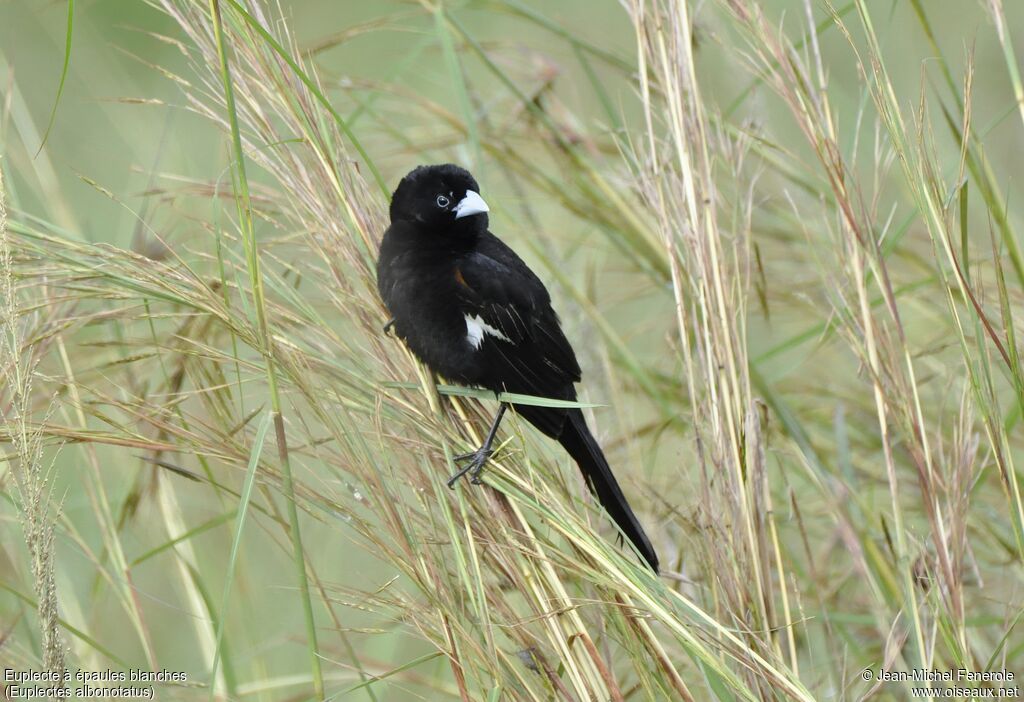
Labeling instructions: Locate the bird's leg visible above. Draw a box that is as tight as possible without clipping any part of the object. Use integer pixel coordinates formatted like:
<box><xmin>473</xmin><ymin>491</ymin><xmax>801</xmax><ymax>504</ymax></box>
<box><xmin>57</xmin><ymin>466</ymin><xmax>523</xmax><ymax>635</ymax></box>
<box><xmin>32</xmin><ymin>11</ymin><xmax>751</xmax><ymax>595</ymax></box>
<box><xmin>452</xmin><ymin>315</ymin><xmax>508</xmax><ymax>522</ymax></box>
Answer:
<box><xmin>447</xmin><ymin>404</ymin><xmax>507</xmax><ymax>488</ymax></box>
<box><xmin>382</xmin><ymin>318</ymin><xmax>396</xmax><ymax>335</ymax></box>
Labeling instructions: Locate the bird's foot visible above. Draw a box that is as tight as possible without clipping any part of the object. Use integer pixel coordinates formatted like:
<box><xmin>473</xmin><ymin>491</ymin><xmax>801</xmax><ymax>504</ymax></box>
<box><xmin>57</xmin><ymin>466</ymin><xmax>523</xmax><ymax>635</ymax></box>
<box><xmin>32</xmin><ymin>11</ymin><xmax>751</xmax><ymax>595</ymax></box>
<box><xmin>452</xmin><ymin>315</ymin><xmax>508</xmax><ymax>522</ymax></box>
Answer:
<box><xmin>382</xmin><ymin>318</ymin><xmax>395</xmax><ymax>335</ymax></box>
<box><xmin>447</xmin><ymin>448</ymin><xmax>493</xmax><ymax>488</ymax></box>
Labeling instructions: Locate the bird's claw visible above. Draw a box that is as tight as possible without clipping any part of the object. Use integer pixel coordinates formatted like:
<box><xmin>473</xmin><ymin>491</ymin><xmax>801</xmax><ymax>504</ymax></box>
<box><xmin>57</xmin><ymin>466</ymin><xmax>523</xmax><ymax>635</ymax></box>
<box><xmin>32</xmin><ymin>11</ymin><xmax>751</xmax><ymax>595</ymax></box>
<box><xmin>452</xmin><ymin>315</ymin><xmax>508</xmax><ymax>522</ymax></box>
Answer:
<box><xmin>382</xmin><ymin>318</ymin><xmax>395</xmax><ymax>335</ymax></box>
<box><xmin>447</xmin><ymin>448</ymin><xmax>493</xmax><ymax>488</ymax></box>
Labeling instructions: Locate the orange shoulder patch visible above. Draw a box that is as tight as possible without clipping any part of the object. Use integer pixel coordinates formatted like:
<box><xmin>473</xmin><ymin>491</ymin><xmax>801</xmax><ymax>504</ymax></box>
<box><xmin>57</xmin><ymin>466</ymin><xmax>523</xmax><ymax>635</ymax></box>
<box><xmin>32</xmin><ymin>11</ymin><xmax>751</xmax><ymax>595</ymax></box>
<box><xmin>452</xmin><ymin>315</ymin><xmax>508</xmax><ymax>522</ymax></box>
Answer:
<box><xmin>454</xmin><ymin>266</ymin><xmax>471</xmax><ymax>290</ymax></box>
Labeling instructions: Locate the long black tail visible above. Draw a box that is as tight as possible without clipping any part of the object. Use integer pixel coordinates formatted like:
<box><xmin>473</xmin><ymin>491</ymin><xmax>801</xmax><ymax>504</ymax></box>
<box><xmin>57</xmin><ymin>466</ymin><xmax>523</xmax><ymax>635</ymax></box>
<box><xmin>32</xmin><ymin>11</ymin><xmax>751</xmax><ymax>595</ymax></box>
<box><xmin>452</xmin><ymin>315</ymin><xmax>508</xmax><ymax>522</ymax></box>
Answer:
<box><xmin>556</xmin><ymin>409</ymin><xmax>659</xmax><ymax>572</ymax></box>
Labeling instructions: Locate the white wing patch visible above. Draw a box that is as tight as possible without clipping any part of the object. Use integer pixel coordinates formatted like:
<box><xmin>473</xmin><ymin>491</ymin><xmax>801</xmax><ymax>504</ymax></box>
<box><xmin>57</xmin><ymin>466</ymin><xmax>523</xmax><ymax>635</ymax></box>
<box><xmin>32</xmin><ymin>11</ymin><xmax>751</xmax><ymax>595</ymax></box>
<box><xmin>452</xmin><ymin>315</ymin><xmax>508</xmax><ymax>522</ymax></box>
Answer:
<box><xmin>465</xmin><ymin>313</ymin><xmax>511</xmax><ymax>350</ymax></box>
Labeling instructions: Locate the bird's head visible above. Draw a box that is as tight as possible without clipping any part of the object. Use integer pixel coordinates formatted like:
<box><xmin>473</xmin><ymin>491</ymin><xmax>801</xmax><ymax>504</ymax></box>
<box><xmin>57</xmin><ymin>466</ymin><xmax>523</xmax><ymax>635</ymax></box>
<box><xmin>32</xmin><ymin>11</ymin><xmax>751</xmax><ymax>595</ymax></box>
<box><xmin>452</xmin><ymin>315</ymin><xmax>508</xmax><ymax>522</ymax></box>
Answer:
<box><xmin>389</xmin><ymin>164</ymin><xmax>490</xmax><ymax>239</ymax></box>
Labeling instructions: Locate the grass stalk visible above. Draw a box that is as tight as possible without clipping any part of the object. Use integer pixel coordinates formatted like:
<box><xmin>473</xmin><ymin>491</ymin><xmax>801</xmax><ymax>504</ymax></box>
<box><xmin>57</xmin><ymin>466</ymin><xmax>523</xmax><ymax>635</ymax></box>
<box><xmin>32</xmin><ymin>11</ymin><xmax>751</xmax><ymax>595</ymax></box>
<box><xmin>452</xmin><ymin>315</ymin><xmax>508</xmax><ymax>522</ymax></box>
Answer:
<box><xmin>208</xmin><ymin>0</ymin><xmax>323</xmax><ymax>697</ymax></box>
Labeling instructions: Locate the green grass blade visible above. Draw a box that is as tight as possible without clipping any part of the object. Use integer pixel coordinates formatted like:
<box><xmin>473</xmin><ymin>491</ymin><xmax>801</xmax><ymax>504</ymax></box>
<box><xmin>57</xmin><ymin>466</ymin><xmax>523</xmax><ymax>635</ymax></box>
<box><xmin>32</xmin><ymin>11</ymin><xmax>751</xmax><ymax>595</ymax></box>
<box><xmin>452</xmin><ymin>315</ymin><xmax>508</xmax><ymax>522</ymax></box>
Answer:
<box><xmin>208</xmin><ymin>409</ymin><xmax>271</xmax><ymax>700</ymax></box>
<box><xmin>35</xmin><ymin>0</ymin><xmax>74</xmax><ymax>156</ymax></box>
<box><xmin>383</xmin><ymin>381</ymin><xmax>605</xmax><ymax>408</ymax></box>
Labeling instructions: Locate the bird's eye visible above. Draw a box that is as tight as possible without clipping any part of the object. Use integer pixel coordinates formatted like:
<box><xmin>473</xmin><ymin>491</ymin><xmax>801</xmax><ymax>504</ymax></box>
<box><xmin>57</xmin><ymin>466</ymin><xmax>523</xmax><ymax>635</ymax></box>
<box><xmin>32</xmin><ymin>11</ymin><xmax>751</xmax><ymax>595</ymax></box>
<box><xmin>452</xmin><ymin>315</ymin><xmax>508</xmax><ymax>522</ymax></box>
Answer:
<box><xmin>436</xmin><ymin>194</ymin><xmax>450</xmax><ymax>208</ymax></box>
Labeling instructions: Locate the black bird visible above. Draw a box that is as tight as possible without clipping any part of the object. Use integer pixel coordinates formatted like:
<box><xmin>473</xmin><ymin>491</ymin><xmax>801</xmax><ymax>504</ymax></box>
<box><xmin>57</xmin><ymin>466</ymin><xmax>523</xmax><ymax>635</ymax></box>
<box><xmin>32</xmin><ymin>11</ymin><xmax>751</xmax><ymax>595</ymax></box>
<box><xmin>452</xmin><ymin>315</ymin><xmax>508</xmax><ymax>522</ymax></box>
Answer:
<box><xmin>376</xmin><ymin>164</ymin><xmax>659</xmax><ymax>572</ymax></box>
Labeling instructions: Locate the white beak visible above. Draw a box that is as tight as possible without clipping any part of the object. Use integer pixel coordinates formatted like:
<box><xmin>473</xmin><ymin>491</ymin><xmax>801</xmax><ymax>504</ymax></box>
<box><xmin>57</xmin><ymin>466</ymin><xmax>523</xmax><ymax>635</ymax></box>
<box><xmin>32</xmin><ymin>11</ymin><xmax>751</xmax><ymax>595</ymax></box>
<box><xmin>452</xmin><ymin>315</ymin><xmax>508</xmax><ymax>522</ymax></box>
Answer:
<box><xmin>454</xmin><ymin>190</ymin><xmax>490</xmax><ymax>219</ymax></box>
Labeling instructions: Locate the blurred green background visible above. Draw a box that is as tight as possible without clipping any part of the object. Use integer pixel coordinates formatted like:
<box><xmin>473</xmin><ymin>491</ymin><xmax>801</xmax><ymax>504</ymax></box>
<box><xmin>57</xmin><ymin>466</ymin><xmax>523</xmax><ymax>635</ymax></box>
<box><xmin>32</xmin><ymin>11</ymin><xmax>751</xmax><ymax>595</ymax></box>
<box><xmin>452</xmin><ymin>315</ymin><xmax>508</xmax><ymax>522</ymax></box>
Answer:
<box><xmin>3</xmin><ymin>0</ymin><xmax>1024</xmax><ymax>699</ymax></box>
<box><xmin>6</xmin><ymin>1</ymin><xmax>1020</xmax><ymax>251</ymax></box>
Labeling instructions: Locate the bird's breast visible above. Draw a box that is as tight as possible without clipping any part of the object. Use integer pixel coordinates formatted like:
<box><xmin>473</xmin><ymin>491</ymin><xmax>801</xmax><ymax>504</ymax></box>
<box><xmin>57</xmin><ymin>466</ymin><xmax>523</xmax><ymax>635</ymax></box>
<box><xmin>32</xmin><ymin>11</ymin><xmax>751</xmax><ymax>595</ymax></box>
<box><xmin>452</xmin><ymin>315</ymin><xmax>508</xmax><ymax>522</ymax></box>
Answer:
<box><xmin>379</xmin><ymin>255</ymin><xmax>489</xmax><ymax>383</ymax></box>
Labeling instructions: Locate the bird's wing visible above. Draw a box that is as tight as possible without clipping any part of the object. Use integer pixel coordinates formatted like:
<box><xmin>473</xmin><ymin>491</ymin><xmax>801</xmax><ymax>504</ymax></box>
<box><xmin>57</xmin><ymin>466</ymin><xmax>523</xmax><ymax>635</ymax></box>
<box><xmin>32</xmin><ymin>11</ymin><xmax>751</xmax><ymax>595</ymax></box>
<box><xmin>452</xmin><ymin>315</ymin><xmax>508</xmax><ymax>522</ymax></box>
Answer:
<box><xmin>454</xmin><ymin>252</ymin><xmax>535</xmax><ymax>342</ymax></box>
<box><xmin>455</xmin><ymin>240</ymin><xmax>582</xmax><ymax>388</ymax></box>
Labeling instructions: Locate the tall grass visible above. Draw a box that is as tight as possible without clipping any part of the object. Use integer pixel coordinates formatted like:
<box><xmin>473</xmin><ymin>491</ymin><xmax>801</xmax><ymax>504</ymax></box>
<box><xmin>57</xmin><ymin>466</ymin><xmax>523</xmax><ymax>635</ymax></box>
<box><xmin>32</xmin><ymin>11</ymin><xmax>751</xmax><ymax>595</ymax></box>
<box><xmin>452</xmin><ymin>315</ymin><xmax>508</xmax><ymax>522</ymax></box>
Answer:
<box><xmin>1</xmin><ymin>0</ymin><xmax>1022</xmax><ymax>699</ymax></box>
<box><xmin>1</xmin><ymin>161</ymin><xmax>65</xmax><ymax>674</ymax></box>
